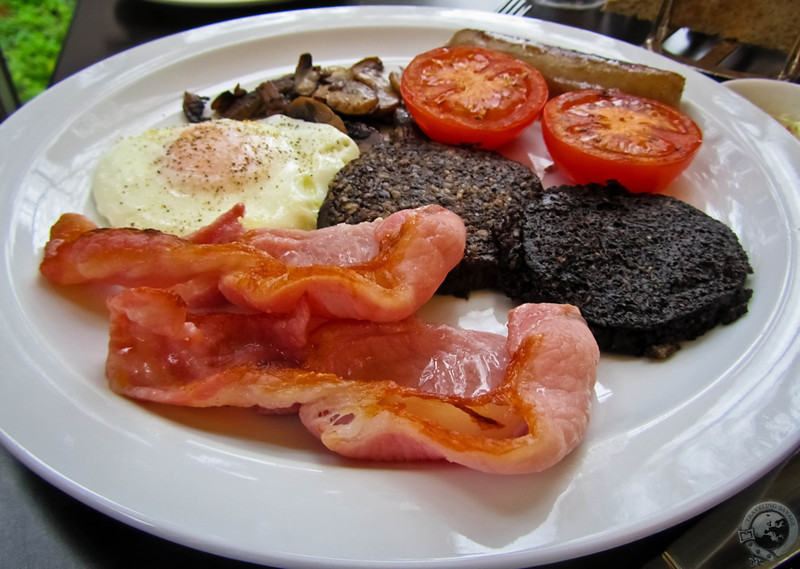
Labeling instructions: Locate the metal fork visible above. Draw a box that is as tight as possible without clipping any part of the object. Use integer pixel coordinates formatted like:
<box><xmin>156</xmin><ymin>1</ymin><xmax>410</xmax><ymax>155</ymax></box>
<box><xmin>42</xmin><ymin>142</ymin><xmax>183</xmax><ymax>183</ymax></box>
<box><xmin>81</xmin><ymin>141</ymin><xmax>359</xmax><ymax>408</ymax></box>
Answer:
<box><xmin>496</xmin><ymin>0</ymin><xmax>533</xmax><ymax>16</ymax></box>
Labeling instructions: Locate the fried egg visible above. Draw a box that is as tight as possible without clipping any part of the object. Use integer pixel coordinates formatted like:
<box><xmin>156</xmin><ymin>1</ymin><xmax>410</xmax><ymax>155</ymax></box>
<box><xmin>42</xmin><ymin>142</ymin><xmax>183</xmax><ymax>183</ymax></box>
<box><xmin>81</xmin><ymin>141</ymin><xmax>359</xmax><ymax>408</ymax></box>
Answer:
<box><xmin>92</xmin><ymin>115</ymin><xmax>360</xmax><ymax>235</ymax></box>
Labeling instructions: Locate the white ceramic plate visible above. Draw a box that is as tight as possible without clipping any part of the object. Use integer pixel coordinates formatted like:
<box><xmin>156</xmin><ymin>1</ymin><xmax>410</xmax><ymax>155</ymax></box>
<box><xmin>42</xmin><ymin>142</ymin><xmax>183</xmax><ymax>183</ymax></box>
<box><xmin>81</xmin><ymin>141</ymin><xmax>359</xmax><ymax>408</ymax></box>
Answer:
<box><xmin>1</xmin><ymin>6</ymin><xmax>799</xmax><ymax>568</ymax></box>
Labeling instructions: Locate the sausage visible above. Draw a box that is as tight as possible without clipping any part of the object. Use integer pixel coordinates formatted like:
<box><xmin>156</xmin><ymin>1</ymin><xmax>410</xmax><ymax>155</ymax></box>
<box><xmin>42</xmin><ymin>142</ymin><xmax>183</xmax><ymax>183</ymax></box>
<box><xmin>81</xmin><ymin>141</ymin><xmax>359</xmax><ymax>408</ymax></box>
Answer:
<box><xmin>447</xmin><ymin>29</ymin><xmax>686</xmax><ymax>107</ymax></box>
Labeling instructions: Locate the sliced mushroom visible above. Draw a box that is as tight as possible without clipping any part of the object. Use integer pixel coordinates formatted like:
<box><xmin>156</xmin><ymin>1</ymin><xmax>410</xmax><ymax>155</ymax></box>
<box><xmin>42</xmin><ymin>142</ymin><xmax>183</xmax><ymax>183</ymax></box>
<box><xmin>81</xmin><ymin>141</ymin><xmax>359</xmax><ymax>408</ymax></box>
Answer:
<box><xmin>293</xmin><ymin>53</ymin><xmax>322</xmax><ymax>97</ymax></box>
<box><xmin>182</xmin><ymin>53</ymin><xmax>406</xmax><ymax>126</ymax></box>
<box><xmin>351</xmin><ymin>57</ymin><xmax>384</xmax><ymax>85</ymax></box>
<box><xmin>351</xmin><ymin>57</ymin><xmax>400</xmax><ymax>116</ymax></box>
<box><xmin>389</xmin><ymin>70</ymin><xmax>403</xmax><ymax>94</ymax></box>
<box><xmin>183</xmin><ymin>92</ymin><xmax>209</xmax><ymax>123</ymax></box>
<box><xmin>323</xmin><ymin>79</ymin><xmax>380</xmax><ymax>116</ymax></box>
<box><xmin>211</xmin><ymin>84</ymin><xmax>264</xmax><ymax>120</ymax></box>
<box><xmin>257</xmin><ymin>78</ymin><xmax>293</xmax><ymax>116</ymax></box>
<box><xmin>209</xmin><ymin>85</ymin><xmax>243</xmax><ymax>115</ymax></box>
<box><xmin>321</xmin><ymin>65</ymin><xmax>353</xmax><ymax>83</ymax></box>
<box><xmin>221</xmin><ymin>93</ymin><xmax>263</xmax><ymax>120</ymax></box>
<box><xmin>284</xmin><ymin>96</ymin><xmax>348</xmax><ymax>133</ymax></box>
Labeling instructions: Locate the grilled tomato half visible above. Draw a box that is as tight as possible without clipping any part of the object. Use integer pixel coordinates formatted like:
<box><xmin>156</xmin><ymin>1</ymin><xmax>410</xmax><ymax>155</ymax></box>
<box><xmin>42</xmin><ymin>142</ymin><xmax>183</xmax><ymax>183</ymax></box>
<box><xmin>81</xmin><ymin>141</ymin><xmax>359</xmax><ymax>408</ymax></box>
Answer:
<box><xmin>542</xmin><ymin>89</ymin><xmax>702</xmax><ymax>193</ymax></box>
<box><xmin>400</xmin><ymin>45</ymin><xmax>548</xmax><ymax>149</ymax></box>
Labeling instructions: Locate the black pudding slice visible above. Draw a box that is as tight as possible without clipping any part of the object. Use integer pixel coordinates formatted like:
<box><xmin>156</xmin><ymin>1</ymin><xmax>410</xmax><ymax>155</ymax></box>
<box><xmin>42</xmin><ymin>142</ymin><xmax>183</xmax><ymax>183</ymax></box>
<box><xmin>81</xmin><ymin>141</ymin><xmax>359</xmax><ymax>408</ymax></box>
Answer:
<box><xmin>503</xmin><ymin>181</ymin><xmax>753</xmax><ymax>358</ymax></box>
<box><xmin>318</xmin><ymin>137</ymin><xmax>543</xmax><ymax>297</ymax></box>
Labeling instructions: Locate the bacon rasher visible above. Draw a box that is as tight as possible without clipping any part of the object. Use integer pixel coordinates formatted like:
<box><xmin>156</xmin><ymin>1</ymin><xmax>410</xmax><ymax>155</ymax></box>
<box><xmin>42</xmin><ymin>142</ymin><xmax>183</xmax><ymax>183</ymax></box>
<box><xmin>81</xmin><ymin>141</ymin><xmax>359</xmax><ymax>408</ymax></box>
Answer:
<box><xmin>40</xmin><ymin>204</ymin><xmax>465</xmax><ymax>321</ymax></box>
<box><xmin>106</xmin><ymin>288</ymin><xmax>599</xmax><ymax>475</ymax></box>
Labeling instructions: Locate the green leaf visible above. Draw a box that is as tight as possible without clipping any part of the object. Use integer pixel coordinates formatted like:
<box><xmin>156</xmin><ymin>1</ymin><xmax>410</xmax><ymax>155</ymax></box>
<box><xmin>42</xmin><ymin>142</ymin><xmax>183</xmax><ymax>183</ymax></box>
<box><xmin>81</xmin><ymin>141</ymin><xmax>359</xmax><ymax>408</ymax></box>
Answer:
<box><xmin>0</xmin><ymin>0</ymin><xmax>76</xmax><ymax>102</ymax></box>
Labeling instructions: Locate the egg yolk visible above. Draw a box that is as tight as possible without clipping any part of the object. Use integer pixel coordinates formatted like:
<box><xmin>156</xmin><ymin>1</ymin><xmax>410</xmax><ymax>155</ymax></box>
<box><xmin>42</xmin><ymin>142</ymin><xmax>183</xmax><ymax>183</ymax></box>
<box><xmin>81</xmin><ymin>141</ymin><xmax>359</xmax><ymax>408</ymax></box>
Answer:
<box><xmin>157</xmin><ymin>121</ymin><xmax>280</xmax><ymax>194</ymax></box>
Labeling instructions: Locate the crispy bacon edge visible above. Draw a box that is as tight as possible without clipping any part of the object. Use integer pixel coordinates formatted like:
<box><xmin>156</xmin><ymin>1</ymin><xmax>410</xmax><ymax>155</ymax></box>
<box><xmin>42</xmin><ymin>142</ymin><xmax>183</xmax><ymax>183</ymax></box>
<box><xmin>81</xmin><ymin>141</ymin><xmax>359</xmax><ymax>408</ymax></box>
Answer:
<box><xmin>39</xmin><ymin>204</ymin><xmax>466</xmax><ymax>322</ymax></box>
<box><xmin>106</xmin><ymin>293</ymin><xmax>598</xmax><ymax>475</ymax></box>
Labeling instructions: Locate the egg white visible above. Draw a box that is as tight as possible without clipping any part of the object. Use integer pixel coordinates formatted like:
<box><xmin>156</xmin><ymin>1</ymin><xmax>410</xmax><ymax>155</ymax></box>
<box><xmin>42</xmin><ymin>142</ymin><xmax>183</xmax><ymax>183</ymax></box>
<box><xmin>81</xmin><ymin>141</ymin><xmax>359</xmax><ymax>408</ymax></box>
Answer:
<box><xmin>92</xmin><ymin>115</ymin><xmax>360</xmax><ymax>235</ymax></box>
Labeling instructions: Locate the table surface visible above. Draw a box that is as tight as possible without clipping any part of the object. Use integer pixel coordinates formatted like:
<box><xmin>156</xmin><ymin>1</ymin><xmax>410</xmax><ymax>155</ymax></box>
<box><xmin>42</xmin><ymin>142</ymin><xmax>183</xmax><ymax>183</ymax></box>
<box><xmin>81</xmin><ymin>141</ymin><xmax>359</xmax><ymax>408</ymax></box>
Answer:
<box><xmin>0</xmin><ymin>1</ymin><xmax>793</xmax><ymax>568</ymax></box>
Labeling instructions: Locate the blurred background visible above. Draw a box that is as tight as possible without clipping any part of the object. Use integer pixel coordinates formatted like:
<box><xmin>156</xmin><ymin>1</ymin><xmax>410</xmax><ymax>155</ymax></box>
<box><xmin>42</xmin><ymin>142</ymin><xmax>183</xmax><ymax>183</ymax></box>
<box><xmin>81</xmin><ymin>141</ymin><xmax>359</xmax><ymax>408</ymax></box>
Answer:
<box><xmin>0</xmin><ymin>0</ymin><xmax>76</xmax><ymax>104</ymax></box>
